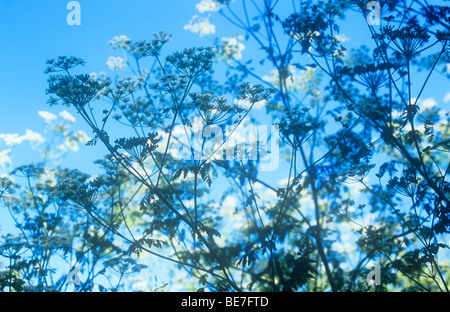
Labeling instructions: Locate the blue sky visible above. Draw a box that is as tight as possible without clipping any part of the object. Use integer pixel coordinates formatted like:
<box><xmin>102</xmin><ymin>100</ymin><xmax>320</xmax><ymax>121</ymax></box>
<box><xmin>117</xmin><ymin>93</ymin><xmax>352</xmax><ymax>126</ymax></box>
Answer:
<box><xmin>0</xmin><ymin>0</ymin><xmax>215</xmax><ymax>170</ymax></box>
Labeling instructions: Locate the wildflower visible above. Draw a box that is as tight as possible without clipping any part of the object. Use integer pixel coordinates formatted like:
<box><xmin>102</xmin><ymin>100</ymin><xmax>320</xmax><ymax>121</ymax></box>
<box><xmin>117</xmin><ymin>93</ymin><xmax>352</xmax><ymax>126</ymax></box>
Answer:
<box><xmin>387</xmin><ymin>167</ymin><xmax>421</xmax><ymax>197</ymax></box>
<box><xmin>0</xmin><ymin>241</ymin><xmax>29</xmax><ymax>258</ymax></box>
<box><xmin>184</xmin><ymin>15</ymin><xmax>216</xmax><ymax>37</ymax></box>
<box><xmin>74</xmin><ymin>130</ymin><xmax>90</xmax><ymax>143</ymax></box>
<box><xmin>218</xmin><ymin>35</ymin><xmax>246</xmax><ymax>62</ymax></box>
<box><xmin>191</xmin><ymin>93</ymin><xmax>245</xmax><ymax>124</ymax></box>
<box><xmin>108</xmin><ymin>35</ymin><xmax>132</xmax><ymax>49</ymax></box>
<box><xmin>0</xmin><ymin>130</ymin><xmax>44</xmax><ymax>146</ymax></box>
<box><xmin>59</xmin><ymin>110</ymin><xmax>76</xmax><ymax>123</ymax></box>
<box><xmin>46</xmin><ymin>73</ymin><xmax>108</xmax><ymax>107</ymax></box>
<box><xmin>166</xmin><ymin>47</ymin><xmax>215</xmax><ymax>78</ymax></box>
<box><xmin>44</xmin><ymin>56</ymin><xmax>85</xmax><ymax>74</ymax></box>
<box><xmin>282</xmin><ymin>9</ymin><xmax>328</xmax><ymax>54</ymax></box>
<box><xmin>381</xmin><ymin>25</ymin><xmax>430</xmax><ymax>59</ymax></box>
<box><xmin>337</xmin><ymin>62</ymin><xmax>399</xmax><ymax>92</ymax></box>
<box><xmin>114</xmin><ymin>133</ymin><xmax>159</xmax><ymax>163</ymax></box>
<box><xmin>106</xmin><ymin>56</ymin><xmax>127</xmax><ymax>70</ymax></box>
<box><xmin>38</xmin><ymin>110</ymin><xmax>57</xmax><ymax>123</ymax></box>
<box><xmin>0</xmin><ymin>133</ymin><xmax>23</xmax><ymax>146</ymax></box>
<box><xmin>0</xmin><ymin>149</ymin><xmax>12</xmax><ymax>167</ymax></box>
<box><xmin>59</xmin><ymin>138</ymin><xmax>79</xmax><ymax>152</ymax></box>
<box><xmin>196</xmin><ymin>0</ymin><xmax>220</xmax><ymax>13</ymax></box>
<box><xmin>23</xmin><ymin>129</ymin><xmax>45</xmax><ymax>145</ymax></box>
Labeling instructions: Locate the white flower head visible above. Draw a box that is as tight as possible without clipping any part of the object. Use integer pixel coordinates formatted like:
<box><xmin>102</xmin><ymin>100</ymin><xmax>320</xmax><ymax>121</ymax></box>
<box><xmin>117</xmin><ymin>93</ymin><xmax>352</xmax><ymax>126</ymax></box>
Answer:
<box><xmin>59</xmin><ymin>138</ymin><xmax>79</xmax><ymax>152</ymax></box>
<box><xmin>24</xmin><ymin>129</ymin><xmax>45</xmax><ymax>145</ymax></box>
<box><xmin>220</xmin><ymin>35</ymin><xmax>246</xmax><ymax>62</ymax></box>
<box><xmin>74</xmin><ymin>130</ymin><xmax>90</xmax><ymax>143</ymax></box>
<box><xmin>108</xmin><ymin>35</ymin><xmax>132</xmax><ymax>49</ymax></box>
<box><xmin>420</xmin><ymin>98</ymin><xmax>437</xmax><ymax>111</ymax></box>
<box><xmin>0</xmin><ymin>149</ymin><xmax>12</xmax><ymax>167</ymax></box>
<box><xmin>196</xmin><ymin>0</ymin><xmax>220</xmax><ymax>13</ymax></box>
<box><xmin>443</xmin><ymin>92</ymin><xmax>450</xmax><ymax>103</ymax></box>
<box><xmin>335</xmin><ymin>34</ymin><xmax>350</xmax><ymax>42</ymax></box>
<box><xmin>0</xmin><ymin>133</ymin><xmax>24</xmax><ymax>146</ymax></box>
<box><xmin>59</xmin><ymin>110</ymin><xmax>76</xmax><ymax>123</ymax></box>
<box><xmin>38</xmin><ymin>111</ymin><xmax>57</xmax><ymax>123</ymax></box>
<box><xmin>106</xmin><ymin>56</ymin><xmax>127</xmax><ymax>70</ymax></box>
<box><xmin>184</xmin><ymin>15</ymin><xmax>216</xmax><ymax>37</ymax></box>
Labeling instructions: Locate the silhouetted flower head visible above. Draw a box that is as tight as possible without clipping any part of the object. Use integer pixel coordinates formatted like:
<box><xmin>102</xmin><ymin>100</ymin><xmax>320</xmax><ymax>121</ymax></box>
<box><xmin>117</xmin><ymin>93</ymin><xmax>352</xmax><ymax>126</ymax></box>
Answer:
<box><xmin>166</xmin><ymin>47</ymin><xmax>215</xmax><ymax>78</ymax></box>
<box><xmin>44</xmin><ymin>56</ymin><xmax>86</xmax><ymax>74</ymax></box>
<box><xmin>379</xmin><ymin>25</ymin><xmax>430</xmax><ymax>59</ymax></box>
<box><xmin>387</xmin><ymin>167</ymin><xmax>421</xmax><ymax>197</ymax></box>
<box><xmin>46</xmin><ymin>74</ymin><xmax>109</xmax><ymax>107</ymax></box>
<box><xmin>190</xmin><ymin>93</ymin><xmax>245</xmax><ymax>125</ymax></box>
<box><xmin>340</xmin><ymin>62</ymin><xmax>400</xmax><ymax>91</ymax></box>
<box><xmin>277</xmin><ymin>106</ymin><xmax>321</xmax><ymax>148</ymax></box>
<box><xmin>114</xmin><ymin>133</ymin><xmax>159</xmax><ymax>163</ymax></box>
<box><xmin>0</xmin><ymin>241</ymin><xmax>29</xmax><ymax>259</ymax></box>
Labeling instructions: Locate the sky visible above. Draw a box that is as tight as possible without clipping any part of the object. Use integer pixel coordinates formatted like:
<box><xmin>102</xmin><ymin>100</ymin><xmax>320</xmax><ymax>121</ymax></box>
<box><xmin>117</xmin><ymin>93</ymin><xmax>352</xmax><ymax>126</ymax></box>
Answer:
<box><xmin>0</xmin><ymin>0</ymin><xmax>215</xmax><ymax>170</ymax></box>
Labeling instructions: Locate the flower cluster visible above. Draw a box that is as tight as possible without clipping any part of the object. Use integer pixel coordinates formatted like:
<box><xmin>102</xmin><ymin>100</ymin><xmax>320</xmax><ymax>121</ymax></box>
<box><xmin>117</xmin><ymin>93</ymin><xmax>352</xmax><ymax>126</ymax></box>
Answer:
<box><xmin>46</xmin><ymin>73</ymin><xmax>109</xmax><ymax>107</ymax></box>
<box><xmin>166</xmin><ymin>47</ymin><xmax>215</xmax><ymax>78</ymax></box>
<box><xmin>277</xmin><ymin>106</ymin><xmax>321</xmax><ymax>148</ymax></box>
<box><xmin>190</xmin><ymin>93</ymin><xmax>245</xmax><ymax>125</ymax></box>
<box><xmin>217</xmin><ymin>35</ymin><xmax>246</xmax><ymax>63</ymax></box>
<box><xmin>377</xmin><ymin>25</ymin><xmax>430</xmax><ymax>59</ymax></box>
<box><xmin>184</xmin><ymin>15</ymin><xmax>216</xmax><ymax>37</ymax></box>
<box><xmin>338</xmin><ymin>62</ymin><xmax>400</xmax><ymax>91</ymax></box>
<box><xmin>106</xmin><ymin>56</ymin><xmax>127</xmax><ymax>70</ymax></box>
<box><xmin>114</xmin><ymin>133</ymin><xmax>160</xmax><ymax>164</ymax></box>
<box><xmin>282</xmin><ymin>9</ymin><xmax>328</xmax><ymax>54</ymax></box>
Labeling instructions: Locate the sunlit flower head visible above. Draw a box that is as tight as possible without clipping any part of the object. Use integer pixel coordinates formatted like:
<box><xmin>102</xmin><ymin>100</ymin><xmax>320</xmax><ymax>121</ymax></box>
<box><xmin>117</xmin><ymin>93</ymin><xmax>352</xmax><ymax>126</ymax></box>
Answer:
<box><xmin>38</xmin><ymin>110</ymin><xmax>57</xmax><ymax>123</ymax></box>
<box><xmin>106</xmin><ymin>56</ymin><xmax>127</xmax><ymax>70</ymax></box>
<box><xmin>196</xmin><ymin>0</ymin><xmax>220</xmax><ymax>13</ymax></box>
<box><xmin>219</xmin><ymin>35</ymin><xmax>246</xmax><ymax>62</ymax></box>
<box><xmin>23</xmin><ymin>129</ymin><xmax>45</xmax><ymax>145</ymax></box>
<box><xmin>0</xmin><ymin>149</ymin><xmax>12</xmax><ymax>167</ymax></box>
<box><xmin>59</xmin><ymin>110</ymin><xmax>76</xmax><ymax>123</ymax></box>
<box><xmin>108</xmin><ymin>35</ymin><xmax>132</xmax><ymax>49</ymax></box>
<box><xmin>184</xmin><ymin>15</ymin><xmax>216</xmax><ymax>37</ymax></box>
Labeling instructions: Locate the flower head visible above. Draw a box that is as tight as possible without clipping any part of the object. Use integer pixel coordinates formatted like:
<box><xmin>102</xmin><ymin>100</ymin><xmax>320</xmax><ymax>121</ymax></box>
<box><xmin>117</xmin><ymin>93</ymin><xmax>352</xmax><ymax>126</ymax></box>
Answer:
<box><xmin>108</xmin><ymin>35</ymin><xmax>132</xmax><ymax>49</ymax></box>
<box><xmin>38</xmin><ymin>111</ymin><xmax>57</xmax><ymax>123</ymax></box>
<box><xmin>381</xmin><ymin>25</ymin><xmax>430</xmax><ymax>59</ymax></box>
<box><xmin>106</xmin><ymin>56</ymin><xmax>127</xmax><ymax>70</ymax></box>
<box><xmin>196</xmin><ymin>0</ymin><xmax>220</xmax><ymax>13</ymax></box>
<box><xmin>184</xmin><ymin>15</ymin><xmax>216</xmax><ymax>37</ymax></box>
